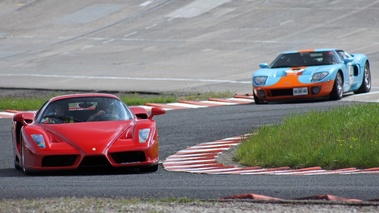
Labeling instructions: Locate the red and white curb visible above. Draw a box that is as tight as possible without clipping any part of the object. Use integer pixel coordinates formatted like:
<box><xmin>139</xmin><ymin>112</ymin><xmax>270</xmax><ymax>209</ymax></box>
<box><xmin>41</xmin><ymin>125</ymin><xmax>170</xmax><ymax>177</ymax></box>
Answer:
<box><xmin>0</xmin><ymin>95</ymin><xmax>255</xmax><ymax>118</ymax></box>
<box><xmin>4</xmin><ymin>95</ymin><xmax>379</xmax><ymax>202</ymax></box>
<box><xmin>143</xmin><ymin>95</ymin><xmax>254</xmax><ymax>111</ymax></box>
<box><xmin>0</xmin><ymin>111</ymin><xmax>16</xmax><ymax>119</ymax></box>
<box><xmin>4</xmin><ymin>95</ymin><xmax>379</xmax><ymax>175</ymax></box>
<box><xmin>163</xmin><ymin>135</ymin><xmax>379</xmax><ymax>175</ymax></box>
<box><xmin>222</xmin><ymin>193</ymin><xmax>379</xmax><ymax>202</ymax></box>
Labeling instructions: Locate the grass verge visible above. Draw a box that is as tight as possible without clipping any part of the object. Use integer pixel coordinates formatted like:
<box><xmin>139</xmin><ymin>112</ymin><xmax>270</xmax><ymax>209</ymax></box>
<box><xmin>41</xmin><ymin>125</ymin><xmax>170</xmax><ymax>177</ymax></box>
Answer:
<box><xmin>0</xmin><ymin>91</ymin><xmax>235</xmax><ymax>111</ymax></box>
<box><xmin>235</xmin><ymin>103</ymin><xmax>379</xmax><ymax>170</ymax></box>
<box><xmin>2</xmin><ymin>90</ymin><xmax>378</xmax><ymax>170</ymax></box>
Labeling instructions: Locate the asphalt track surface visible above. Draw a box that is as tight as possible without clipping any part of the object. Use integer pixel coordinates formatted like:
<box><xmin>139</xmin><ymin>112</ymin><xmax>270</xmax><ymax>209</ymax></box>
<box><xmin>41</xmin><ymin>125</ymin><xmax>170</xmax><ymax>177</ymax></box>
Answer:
<box><xmin>1</xmin><ymin>0</ymin><xmax>379</xmax><ymax>203</ymax></box>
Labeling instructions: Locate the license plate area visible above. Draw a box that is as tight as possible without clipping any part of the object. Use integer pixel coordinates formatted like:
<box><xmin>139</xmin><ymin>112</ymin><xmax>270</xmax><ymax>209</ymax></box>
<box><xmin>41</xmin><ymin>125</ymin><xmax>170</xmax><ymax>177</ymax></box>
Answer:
<box><xmin>293</xmin><ymin>87</ymin><xmax>308</xmax><ymax>96</ymax></box>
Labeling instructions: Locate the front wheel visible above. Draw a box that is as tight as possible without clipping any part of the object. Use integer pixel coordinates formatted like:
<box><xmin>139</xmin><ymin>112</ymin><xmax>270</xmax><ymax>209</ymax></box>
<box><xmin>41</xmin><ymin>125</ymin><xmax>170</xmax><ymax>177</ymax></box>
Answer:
<box><xmin>253</xmin><ymin>93</ymin><xmax>266</xmax><ymax>104</ymax></box>
<box><xmin>21</xmin><ymin>136</ymin><xmax>34</xmax><ymax>175</ymax></box>
<box><xmin>329</xmin><ymin>72</ymin><xmax>343</xmax><ymax>100</ymax></box>
<box><xmin>354</xmin><ymin>61</ymin><xmax>371</xmax><ymax>94</ymax></box>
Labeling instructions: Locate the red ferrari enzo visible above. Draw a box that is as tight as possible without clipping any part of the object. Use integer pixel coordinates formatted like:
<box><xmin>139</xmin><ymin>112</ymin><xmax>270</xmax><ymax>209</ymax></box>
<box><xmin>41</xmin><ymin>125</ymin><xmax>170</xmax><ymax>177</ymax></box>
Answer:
<box><xmin>11</xmin><ymin>93</ymin><xmax>166</xmax><ymax>175</ymax></box>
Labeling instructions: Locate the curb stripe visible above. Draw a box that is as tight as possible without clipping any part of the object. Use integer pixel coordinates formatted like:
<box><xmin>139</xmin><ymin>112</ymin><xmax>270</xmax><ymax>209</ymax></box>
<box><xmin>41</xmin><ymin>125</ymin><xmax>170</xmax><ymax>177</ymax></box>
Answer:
<box><xmin>3</xmin><ymin>96</ymin><xmax>379</xmax><ymax>177</ymax></box>
<box><xmin>163</xmin><ymin>136</ymin><xmax>379</xmax><ymax>176</ymax></box>
<box><xmin>178</xmin><ymin>100</ymin><xmax>225</xmax><ymax>107</ymax></box>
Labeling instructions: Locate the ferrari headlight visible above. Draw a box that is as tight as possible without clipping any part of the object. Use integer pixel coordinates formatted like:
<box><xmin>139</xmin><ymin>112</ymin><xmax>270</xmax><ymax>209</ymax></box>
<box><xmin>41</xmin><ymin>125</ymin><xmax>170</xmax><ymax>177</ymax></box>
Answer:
<box><xmin>31</xmin><ymin>134</ymin><xmax>46</xmax><ymax>148</ymax></box>
<box><xmin>139</xmin><ymin>128</ymin><xmax>150</xmax><ymax>143</ymax></box>
<box><xmin>312</xmin><ymin>72</ymin><xmax>329</xmax><ymax>82</ymax></box>
<box><xmin>253</xmin><ymin>76</ymin><xmax>268</xmax><ymax>86</ymax></box>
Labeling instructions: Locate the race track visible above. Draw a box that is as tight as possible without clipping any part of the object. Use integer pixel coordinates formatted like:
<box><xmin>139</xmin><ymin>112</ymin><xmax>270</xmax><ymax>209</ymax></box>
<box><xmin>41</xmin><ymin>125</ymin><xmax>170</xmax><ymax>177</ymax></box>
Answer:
<box><xmin>1</xmin><ymin>0</ymin><xmax>379</xmax><ymax>202</ymax></box>
<box><xmin>0</xmin><ymin>0</ymin><xmax>378</xmax><ymax>94</ymax></box>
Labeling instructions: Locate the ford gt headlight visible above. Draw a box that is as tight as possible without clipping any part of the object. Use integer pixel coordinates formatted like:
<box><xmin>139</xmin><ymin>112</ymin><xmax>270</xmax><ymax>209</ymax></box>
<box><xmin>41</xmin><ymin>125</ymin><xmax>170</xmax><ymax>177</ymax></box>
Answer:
<box><xmin>139</xmin><ymin>128</ymin><xmax>151</xmax><ymax>143</ymax></box>
<box><xmin>253</xmin><ymin>76</ymin><xmax>268</xmax><ymax>86</ymax></box>
<box><xmin>312</xmin><ymin>72</ymin><xmax>329</xmax><ymax>82</ymax></box>
<box><xmin>31</xmin><ymin>134</ymin><xmax>46</xmax><ymax>148</ymax></box>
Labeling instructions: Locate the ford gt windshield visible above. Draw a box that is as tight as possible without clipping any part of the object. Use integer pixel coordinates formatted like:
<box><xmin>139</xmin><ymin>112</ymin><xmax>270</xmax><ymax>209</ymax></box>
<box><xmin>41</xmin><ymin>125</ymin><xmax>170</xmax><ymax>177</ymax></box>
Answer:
<box><xmin>270</xmin><ymin>51</ymin><xmax>340</xmax><ymax>68</ymax></box>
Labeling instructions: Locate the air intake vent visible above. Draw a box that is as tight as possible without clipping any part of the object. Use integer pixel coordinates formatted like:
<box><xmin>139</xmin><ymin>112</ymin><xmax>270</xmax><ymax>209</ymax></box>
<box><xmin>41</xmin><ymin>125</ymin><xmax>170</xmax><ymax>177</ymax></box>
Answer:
<box><xmin>42</xmin><ymin>155</ymin><xmax>77</xmax><ymax>167</ymax></box>
<box><xmin>111</xmin><ymin>151</ymin><xmax>146</xmax><ymax>164</ymax></box>
<box><xmin>79</xmin><ymin>155</ymin><xmax>111</xmax><ymax>168</ymax></box>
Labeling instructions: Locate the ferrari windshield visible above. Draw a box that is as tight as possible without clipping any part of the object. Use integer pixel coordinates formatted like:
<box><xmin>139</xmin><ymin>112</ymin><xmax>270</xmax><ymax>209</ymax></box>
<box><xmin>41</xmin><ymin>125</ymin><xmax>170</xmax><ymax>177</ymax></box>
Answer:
<box><xmin>37</xmin><ymin>97</ymin><xmax>133</xmax><ymax>123</ymax></box>
<box><xmin>270</xmin><ymin>51</ymin><xmax>340</xmax><ymax>68</ymax></box>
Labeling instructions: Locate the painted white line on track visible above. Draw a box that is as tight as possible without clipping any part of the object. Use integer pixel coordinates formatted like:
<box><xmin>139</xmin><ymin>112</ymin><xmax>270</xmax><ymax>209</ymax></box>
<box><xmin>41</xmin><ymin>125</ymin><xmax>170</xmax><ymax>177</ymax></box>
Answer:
<box><xmin>190</xmin><ymin>144</ymin><xmax>236</xmax><ymax>149</ymax></box>
<box><xmin>226</xmin><ymin>98</ymin><xmax>254</xmax><ymax>102</ymax></box>
<box><xmin>199</xmin><ymin>101</ymin><xmax>237</xmax><ymax>105</ymax></box>
<box><xmin>0</xmin><ymin>112</ymin><xmax>15</xmax><ymax>118</ymax></box>
<box><xmin>124</xmin><ymin>32</ymin><xmax>137</xmax><ymax>37</ymax></box>
<box><xmin>164</xmin><ymin>103</ymin><xmax>207</xmax><ymax>108</ymax></box>
<box><xmin>0</xmin><ymin>74</ymin><xmax>251</xmax><ymax>84</ymax></box>
<box><xmin>177</xmin><ymin>148</ymin><xmax>229</xmax><ymax>154</ymax></box>
<box><xmin>139</xmin><ymin>1</ymin><xmax>153</xmax><ymax>6</ymax></box>
<box><xmin>81</xmin><ymin>45</ymin><xmax>94</xmax><ymax>49</ymax></box>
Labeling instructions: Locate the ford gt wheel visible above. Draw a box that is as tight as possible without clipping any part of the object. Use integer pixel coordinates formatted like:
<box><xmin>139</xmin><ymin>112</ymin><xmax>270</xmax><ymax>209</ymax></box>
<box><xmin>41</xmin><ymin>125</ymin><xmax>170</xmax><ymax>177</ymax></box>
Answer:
<box><xmin>330</xmin><ymin>72</ymin><xmax>343</xmax><ymax>100</ymax></box>
<box><xmin>253</xmin><ymin>93</ymin><xmax>266</xmax><ymax>104</ymax></box>
<box><xmin>354</xmin><ymin>61</ymin><xmax>371</xmax><ymax>94</ymax></box>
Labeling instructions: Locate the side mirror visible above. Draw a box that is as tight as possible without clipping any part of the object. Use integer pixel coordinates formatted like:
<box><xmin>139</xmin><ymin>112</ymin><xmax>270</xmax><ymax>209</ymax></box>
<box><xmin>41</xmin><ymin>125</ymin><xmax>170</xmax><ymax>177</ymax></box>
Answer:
<box><xmin>13</xmin><ymin>113</ymin><xmax>28</xmax><ymax>125</ymax></box>
<box><xmin>344</xmin><ymin>58</ymin><xmax>353</xmax><ymax>64</ymax></box>
<box><xmin>259</xmin><ymin>63</ymin><xmax>268</xmax><ymax>68</ymax></box>
<box><xmin>13</xmin><ymin>112</ymin><xmax>35</xmax><ymax>125</ymax></box>
<box><xmin>148</xmin><ymin>107</ymin><xmax>166</xmax><ymax>119</ymax></box>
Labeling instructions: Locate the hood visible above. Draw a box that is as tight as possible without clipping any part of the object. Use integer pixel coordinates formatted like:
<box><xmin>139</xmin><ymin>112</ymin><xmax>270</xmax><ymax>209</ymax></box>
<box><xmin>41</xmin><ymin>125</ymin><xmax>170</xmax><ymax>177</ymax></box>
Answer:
<box><xmin>43</xmin><ymin>121</ymin><xmax>133</xmax><ymax>154</ymax></box>
<box><xmin>254</xmin><ymin>65</ymin><xmax>336</xmax><ymax>77</ymax></box>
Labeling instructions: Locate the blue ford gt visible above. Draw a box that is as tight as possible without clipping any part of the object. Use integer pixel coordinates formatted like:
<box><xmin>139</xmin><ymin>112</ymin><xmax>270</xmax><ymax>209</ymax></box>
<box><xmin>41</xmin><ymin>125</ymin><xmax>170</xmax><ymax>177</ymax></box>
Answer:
<box><xmin>252</xmin><ymin>49</ymin><xmax>371</xmax><ymax>104</ymax></box>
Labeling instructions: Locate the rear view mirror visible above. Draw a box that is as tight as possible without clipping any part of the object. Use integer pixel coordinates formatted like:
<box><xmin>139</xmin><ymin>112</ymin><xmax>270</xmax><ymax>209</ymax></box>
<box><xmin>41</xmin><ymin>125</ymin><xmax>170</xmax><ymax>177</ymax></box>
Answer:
<box><xmin>79</xmin><ymin>102</ymin><xmax>93</xmax><ymax>108</ymax></box>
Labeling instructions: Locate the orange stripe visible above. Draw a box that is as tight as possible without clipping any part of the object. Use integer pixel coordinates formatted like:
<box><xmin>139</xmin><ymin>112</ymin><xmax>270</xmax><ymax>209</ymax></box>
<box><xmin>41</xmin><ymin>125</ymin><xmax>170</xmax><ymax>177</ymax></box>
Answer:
<box><xmin>298</xmin><ymin>49</ymin><xmax>314</xmax><ymax>53</ymax></box>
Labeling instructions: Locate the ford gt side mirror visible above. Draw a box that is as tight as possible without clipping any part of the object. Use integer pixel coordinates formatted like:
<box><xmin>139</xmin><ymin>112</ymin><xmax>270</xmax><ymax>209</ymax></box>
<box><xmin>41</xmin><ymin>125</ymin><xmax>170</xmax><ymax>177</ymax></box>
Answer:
<box><xmin>149</xmin><ymin>107</ymin><xmax>166</xmax><ymax>119</ymax></box>
<box><xmin>344</xmin><ymin>58</ymin><xmax>353</xmax><ymax>64</ymax></box>
<box><xmin>259</xmin><ymin>63</ymin><xmax>268</xmax><ymax>68</ymax></box>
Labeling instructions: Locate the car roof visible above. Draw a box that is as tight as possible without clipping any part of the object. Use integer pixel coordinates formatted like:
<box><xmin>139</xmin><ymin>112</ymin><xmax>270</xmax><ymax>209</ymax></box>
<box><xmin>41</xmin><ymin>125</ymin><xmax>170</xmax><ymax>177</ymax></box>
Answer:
<box><xmin>49</xmin><ymin>93</ymin><xmax>121</xmax><ymax>102</ymax></box>
<box><xmin>283</xmin><ymin>48</ymin><xmax>338</xmax><ymax>54</ymax></box>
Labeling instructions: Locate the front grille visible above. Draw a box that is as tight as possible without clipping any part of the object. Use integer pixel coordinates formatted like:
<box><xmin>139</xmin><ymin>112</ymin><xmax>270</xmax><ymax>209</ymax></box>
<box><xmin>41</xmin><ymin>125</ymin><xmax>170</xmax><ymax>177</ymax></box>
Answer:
<box><xmin>79</xmin><ymin>156</ymin><xmax>111</xmax><ymax>168</ymax></box>
<box><xmin>42</xmin><ymin>155</ymin><xmax>77</xmax><ymax>167</ymax></box>
<box><xmin>111</xmin><ymin>151</ymin><xmax>146</xmax><ymax>164</ymax></box>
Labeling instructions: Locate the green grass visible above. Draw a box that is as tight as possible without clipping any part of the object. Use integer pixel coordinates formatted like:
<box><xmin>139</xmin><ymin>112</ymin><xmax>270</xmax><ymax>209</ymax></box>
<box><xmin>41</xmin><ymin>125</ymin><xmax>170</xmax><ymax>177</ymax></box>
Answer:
<box><xmin>3</xmin><ymin>91</ymin><xmax>378</xmax><ymax>170</ymax></box>
<box><xmin>234</xmin><ymin>103</ymin><xmax>379</xmax><ymax>170</ymax></box>
<box><xmin>0</xmin><ymin>91</ymin><xmax>235</xmax><ymax>111</ymax></box>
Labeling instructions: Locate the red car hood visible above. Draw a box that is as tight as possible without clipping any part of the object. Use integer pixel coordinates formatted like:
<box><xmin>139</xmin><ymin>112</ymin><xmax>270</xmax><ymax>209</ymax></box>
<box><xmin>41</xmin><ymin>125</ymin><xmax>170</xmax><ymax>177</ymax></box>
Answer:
<box><xmin>42</xmin><ymin>121</ymin><xmax>133</xmax><ymax>153</ymax></box>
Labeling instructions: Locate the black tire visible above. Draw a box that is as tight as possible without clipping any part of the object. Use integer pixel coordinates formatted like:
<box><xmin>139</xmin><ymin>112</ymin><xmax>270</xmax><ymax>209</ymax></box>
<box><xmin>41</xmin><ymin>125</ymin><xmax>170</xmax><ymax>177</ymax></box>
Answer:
<box><xmin>15</xmin><ymin>134</ymin><xmax>22</xmax><ymax>170</ymax></box>
<box><xmin>253</xmin><ymin>93</ymin><xmax>265</xmax><ymax>104</ymax></box>
<box><xmin>21</xmin><ymin>137</ymin><xmax>33</xmax><ymax>175</ymax></box>
<box><xmin>330</xmin><ymin>72</ymin><xmax>343</xmax><ymax>100</ymax></box>
<box><xmin>140</xmin><ymin>164</ymin><xmax>158</xmax><ymax>173</ymax></box>
<box><xmin>354</xmin><ymin>61</ymin><xmax>371</xmax><ymax>94</ymax></box>
<box><xmin>14</xmin><ymin>161</ymin><xmax>21</xmax><ymax>170</ymax></box>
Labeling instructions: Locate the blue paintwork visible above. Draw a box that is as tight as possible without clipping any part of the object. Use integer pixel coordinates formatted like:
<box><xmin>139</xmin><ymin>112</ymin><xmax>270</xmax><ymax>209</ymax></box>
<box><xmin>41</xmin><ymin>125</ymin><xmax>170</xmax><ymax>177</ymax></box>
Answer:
<box><xmin>252</xmin><ymin>48</ymin><xmax>369</xmax><ymax>93</ymax></box>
